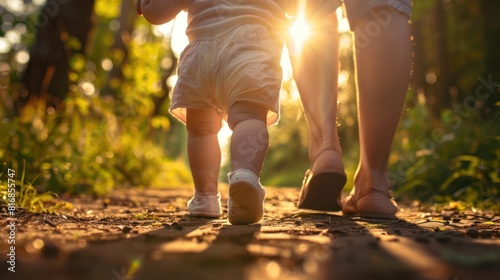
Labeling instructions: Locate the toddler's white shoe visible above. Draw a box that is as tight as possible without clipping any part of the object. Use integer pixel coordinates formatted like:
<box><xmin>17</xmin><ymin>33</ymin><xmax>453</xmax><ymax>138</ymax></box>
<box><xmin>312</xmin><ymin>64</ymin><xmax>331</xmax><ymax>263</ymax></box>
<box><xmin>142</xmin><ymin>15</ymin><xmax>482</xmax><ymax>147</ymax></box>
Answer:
<box><xmin>187</xmin><ymin>192</ymin><xmax>221</xmax><ymax>218</ymax></box>
<box><xmin>227</xmin><ymin>169</ymin><xmax>266</xmax><ymax>225</ymax></box>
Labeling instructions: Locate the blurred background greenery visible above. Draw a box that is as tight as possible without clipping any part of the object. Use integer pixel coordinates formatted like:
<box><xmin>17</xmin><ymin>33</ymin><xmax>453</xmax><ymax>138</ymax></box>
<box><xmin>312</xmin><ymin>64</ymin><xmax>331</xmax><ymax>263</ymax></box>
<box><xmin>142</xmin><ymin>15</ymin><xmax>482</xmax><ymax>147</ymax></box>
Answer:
<box><xmin>0</xmin><ymin>0</ymin><xmax>499</xmax><ymax>209</ymax></box>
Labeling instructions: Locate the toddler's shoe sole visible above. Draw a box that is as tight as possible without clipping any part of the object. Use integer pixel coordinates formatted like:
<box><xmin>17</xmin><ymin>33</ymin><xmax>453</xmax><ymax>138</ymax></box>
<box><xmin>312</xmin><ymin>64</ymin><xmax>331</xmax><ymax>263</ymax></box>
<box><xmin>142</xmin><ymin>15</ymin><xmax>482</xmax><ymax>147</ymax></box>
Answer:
<box><xmin>228</xmin><ymin>181</ymin><xmax>264</xmax><ymax>225</ymax></box>
<box><xmin>189</xmin><ymin>211</ymin><xmax>221</xmax><ymax>218</ymax></box>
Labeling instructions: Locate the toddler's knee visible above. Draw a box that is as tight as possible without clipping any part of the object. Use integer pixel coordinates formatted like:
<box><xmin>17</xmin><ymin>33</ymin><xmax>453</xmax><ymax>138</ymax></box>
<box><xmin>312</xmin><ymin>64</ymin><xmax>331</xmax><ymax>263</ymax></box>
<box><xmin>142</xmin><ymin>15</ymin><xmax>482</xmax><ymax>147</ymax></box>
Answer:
<box><xmin>228</xmin><ymin>102</ymin><xmax>268</xmax><ymax>130</ymax></box>
<box><xmin>186</xmin><ymin>119</ymin><xmax>222</xmax><ymax>137</ymax></box>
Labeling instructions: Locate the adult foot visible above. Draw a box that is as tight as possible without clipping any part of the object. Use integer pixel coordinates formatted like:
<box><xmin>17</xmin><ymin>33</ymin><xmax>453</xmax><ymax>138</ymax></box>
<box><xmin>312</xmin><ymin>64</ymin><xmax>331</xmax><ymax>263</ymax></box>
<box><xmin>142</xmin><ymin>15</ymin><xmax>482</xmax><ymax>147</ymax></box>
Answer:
<box><xmin>297</xmin><ymin>148</ymin><xmax>346</xmax><ymax>211</ymax></box>
<box><xmin>342</xmin><ymin>189</ymin><xmax>398</xmax><ymax>219</ymax></box>
<box><xmin>342</xmin><ymin>171</ymin><xmax>398</xmax><ymax>218</ymax></box>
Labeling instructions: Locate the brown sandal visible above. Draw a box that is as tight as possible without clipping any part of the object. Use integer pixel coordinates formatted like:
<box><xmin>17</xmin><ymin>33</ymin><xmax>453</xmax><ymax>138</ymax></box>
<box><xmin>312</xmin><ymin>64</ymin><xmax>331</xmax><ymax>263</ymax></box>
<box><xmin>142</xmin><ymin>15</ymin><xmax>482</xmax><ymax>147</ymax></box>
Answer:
<box><xmin>297</xmin><ymin>169</ymin><xmax>346</xmax><ymax>211</ymax></box>
<box><xmin>342</xmin><ymin>189</ymin><xmax>399</xmax><ymax>219</ymax></box>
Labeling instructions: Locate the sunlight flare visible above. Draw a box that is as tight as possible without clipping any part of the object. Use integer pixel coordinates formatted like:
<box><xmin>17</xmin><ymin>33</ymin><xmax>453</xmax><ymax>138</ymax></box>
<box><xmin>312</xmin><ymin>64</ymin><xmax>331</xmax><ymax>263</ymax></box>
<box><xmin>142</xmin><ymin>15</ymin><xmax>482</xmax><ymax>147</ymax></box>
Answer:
<box><xmin>170</xmin><ymin>11</ymin><xmax>189</xmax><ymax>58</ymax></box>
<box><xmin>288</xmin><ymin>15</ymin><xmax>311</xmax><ymax>56</ymax></box>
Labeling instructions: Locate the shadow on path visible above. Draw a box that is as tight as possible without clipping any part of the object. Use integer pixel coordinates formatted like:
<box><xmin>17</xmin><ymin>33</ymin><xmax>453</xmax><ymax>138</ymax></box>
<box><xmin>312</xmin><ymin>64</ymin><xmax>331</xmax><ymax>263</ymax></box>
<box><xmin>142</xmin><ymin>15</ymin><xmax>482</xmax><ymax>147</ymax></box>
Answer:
<box><xmin>1</xmin><ymin>187</ymin><xmax>499</xmax><ymax>280</ymax></box>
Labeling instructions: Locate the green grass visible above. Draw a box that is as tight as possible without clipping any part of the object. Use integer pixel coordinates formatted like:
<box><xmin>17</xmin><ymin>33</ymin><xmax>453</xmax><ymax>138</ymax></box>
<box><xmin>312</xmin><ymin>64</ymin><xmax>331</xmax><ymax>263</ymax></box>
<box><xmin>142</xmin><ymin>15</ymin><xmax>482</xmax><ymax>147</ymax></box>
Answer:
<box><xmin>0</xmin><ymin>161</ymin><xmax>70</xmax><ymax>213</ymax></box>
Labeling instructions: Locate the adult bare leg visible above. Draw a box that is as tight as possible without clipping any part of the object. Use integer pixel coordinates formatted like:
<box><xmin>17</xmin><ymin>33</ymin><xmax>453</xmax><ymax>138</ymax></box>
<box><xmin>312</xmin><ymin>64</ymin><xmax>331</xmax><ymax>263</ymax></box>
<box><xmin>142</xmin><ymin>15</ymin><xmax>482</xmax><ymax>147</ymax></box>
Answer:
<box><xmin>343</xmin><ymin>9</ymin><xmax>412</xmax><ymax>217</ymax></box>
<box><xmin>290</xmin><ymin>13</ymin><xmax>346</xmax><ymax>211</ymax></box>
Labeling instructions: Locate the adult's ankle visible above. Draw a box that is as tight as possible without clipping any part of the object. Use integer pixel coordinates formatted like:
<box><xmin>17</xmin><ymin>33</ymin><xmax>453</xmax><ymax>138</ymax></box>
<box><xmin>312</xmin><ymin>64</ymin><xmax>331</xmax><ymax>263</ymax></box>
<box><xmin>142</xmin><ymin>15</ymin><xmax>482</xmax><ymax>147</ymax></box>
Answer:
<box><xmin>353</xmin><ymin>168</ymin><xmax>391</xmax><ymax>194</ymax></box>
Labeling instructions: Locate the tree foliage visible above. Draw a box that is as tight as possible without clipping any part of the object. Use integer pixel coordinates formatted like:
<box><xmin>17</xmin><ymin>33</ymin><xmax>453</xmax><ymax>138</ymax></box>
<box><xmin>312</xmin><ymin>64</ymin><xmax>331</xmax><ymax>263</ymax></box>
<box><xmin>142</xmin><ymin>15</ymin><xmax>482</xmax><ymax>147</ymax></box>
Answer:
<box><xmin>0</xmin><ymin>0</ymin><xmax>191</xmax><ymax>196</ymax></box>
<box><xmin>390</xmin><ymin>0</ymin><xmax>500</xmax><ymax>207</ymax></box>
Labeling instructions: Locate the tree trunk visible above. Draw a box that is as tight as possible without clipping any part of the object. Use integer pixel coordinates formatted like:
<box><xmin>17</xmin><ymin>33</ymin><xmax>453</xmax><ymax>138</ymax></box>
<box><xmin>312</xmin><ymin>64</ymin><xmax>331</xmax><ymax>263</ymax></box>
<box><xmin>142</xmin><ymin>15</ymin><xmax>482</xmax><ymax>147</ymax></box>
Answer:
<box><xmin>480</xmin><ymin>0</ymin><xmax>500</xmax><ymax>107</ymax></box>
<box><xmin>433</xmin><ymin>0</ymin><xmax>451</xmax><ymax>117</ymax></box>
<box><xmin>410</xmin><ymin>19</ymin><xmax>426</xmax><ymax>107</ymax></box>
<box><xmin>102</xmin><ymin>0</ymin><xmax>137</xmax><ymax>97</ymax></box>
<box><xmin>20</xmin><ymin>0</ymin><xmax>95</xmax><ymax>109</ymax></box>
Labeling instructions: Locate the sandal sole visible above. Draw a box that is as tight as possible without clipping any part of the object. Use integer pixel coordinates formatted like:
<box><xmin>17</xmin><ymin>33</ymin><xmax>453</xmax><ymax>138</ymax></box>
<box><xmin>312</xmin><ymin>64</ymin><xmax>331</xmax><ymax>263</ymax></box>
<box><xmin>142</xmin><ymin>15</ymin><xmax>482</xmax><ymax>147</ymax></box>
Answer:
<box><xmin>343</xmin><ymin>212</ymin><xmax>398</xmax><ymax>220</ymax></box>
<box><xmin>297</xmin><ymin>172</ymin><xmax>346</xmax><ymax>211</ymax></box>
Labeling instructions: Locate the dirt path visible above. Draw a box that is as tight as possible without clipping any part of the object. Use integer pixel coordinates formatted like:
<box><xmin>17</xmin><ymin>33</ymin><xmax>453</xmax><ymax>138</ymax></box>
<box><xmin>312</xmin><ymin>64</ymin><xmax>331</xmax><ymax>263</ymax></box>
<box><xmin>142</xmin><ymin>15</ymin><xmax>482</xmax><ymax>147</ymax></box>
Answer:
<box><xmin>1</xmin><ymin>187</ymin><xmax>499</xmax><ymax>280</ymax></box>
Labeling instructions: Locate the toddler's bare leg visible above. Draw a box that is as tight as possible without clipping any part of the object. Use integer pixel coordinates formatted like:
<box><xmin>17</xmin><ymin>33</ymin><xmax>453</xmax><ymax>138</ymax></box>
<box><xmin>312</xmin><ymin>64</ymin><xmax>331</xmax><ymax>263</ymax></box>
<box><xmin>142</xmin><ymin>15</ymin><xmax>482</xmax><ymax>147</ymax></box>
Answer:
<box><xmin>186</xmin><ymin>108</ymin><xmax>223</xmax><ymax>196</ymax></box>
<box><xmin>226</xmin><ymin>102</ymin><xmax>268</xmax><ymax>224</ymax></box>
<box><xmin>228</xmin><ymin>102</ymin><xmax>269</xmax><ymax>175</ymax></box>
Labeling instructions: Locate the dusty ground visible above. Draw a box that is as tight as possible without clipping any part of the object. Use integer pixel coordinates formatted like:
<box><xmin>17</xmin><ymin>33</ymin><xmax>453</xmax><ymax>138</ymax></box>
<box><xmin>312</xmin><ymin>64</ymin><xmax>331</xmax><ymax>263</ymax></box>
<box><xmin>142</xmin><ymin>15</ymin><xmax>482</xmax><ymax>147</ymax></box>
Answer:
<box><xmin>1</xmin><ymin>186</ymin><xmax>499</xmax><ymax>280</ymax></box>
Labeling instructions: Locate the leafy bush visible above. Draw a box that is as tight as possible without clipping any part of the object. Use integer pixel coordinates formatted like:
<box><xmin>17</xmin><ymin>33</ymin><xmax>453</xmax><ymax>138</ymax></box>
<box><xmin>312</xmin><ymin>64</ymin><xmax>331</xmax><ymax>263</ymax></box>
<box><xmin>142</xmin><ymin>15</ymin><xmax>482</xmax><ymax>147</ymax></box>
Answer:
<box><xmin>1</xmin><ymin>91</ymin><xmax>192</xmax><ymax>195</ymax></box>
<box><xmin>390</xmin><ymin>91</ymin><xmax>500</xmax><ymax>209</ymax></box>
<box><xmin>0</xmin><ymin>1</ymin><xmax>192</xmax><ymax>196</ymax></box>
